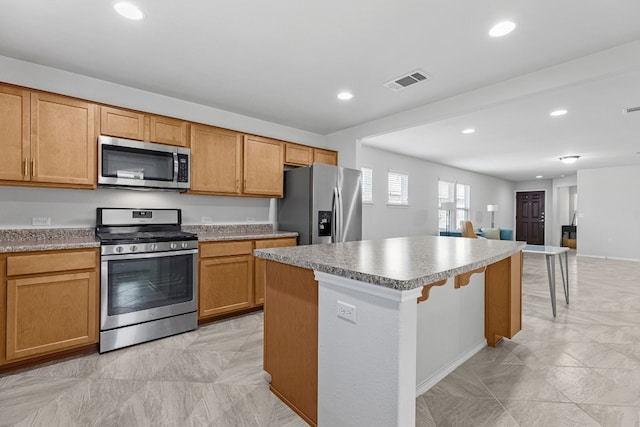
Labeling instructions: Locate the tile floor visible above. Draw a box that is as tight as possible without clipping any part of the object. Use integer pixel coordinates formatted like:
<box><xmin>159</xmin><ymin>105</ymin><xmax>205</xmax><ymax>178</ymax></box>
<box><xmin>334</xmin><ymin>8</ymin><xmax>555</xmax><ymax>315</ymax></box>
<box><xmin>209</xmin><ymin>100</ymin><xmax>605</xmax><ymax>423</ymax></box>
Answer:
<box><xmin>2</xmin><ymin>251</ymin><xmax>640</xmax><ymax>426</ymax></box>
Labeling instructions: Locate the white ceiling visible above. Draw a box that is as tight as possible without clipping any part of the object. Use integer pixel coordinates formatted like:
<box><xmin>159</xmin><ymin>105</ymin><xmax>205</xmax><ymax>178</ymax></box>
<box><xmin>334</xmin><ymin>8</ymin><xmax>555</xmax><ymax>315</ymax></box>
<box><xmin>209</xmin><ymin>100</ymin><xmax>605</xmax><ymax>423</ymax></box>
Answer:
<box><xmin>1</xmin><ymin>1</ymin><xmax>639</xmax><ymax>181</ymax></box>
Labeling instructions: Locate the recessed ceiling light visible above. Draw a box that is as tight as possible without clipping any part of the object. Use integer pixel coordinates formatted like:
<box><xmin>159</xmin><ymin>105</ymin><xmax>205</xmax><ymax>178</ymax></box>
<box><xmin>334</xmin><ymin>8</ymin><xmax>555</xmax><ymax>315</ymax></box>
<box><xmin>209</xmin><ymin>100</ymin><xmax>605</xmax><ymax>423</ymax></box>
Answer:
<box><xmin>461</xmin><ymin>128</ymin><xmax>475</xmax><ymax>134</ymax></box>
<box><xmin>550</xmin><ymin>109</ymin><xmax>568</xmax><ymax>117</ymax></box>
<box><xmin>536</xmin><ymin>175</ymin><xmax>543</xmax><ymax>179</ymax></box>
<box><xmin>559</xmin><ymin>155</ymin><xmax>580</xmax><ymax>164</ymax></box>
<box><xmin>489</xmin><ymin>21</ymin><xmax>516</xmax><ymax>37</ymax></box>
<box><xmin>114</xmin><ymin>2</ymin><xmax>144</xmax><ymax>20</ymax></box>
<box><xmin>337</xmin><ymin>92</ymin><xmax>353</xmax><ymax>101</ymax></box>
<box><xmin>560</xmin><ymin>174</ymin><xmax>566</xmax><ymax>178</ymax></box>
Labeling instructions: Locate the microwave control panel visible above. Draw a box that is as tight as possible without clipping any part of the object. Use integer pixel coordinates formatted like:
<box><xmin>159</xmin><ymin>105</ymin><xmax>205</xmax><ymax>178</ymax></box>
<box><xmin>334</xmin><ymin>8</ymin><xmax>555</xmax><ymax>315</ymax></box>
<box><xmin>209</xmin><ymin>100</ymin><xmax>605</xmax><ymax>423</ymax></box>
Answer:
<box><xmin>177</xmin><ymin>154</ymin><xmax>189</xmax><ymax>182</ymax></box>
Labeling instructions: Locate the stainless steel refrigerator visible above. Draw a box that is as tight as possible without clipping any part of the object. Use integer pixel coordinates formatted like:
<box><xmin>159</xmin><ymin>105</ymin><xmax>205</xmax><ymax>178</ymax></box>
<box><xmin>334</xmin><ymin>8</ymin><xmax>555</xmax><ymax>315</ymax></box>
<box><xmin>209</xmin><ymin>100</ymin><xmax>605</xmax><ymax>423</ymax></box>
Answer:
<box><xmin>278</xmin><ymin>163</ymin><xmax>362</xmax><ymax>245</ymax></box>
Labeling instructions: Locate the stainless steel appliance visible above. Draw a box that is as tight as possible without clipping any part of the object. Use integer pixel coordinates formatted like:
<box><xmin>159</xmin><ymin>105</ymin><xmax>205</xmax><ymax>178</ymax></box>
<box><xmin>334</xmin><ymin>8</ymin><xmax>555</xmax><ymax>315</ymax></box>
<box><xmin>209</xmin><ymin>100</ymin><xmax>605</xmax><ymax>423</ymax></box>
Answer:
<box><xmin>98</xmin><ymin>135</ymin><xmax>190</xmax><ymax>191</ymax></box>
<box><xmin>96</xmin><ymin>208</ymin><xmax>198</xmax><ymax>352</ymax></box>
<box><xmin>278</xmin><ymin>163</ymin><xmax>362</xmax><ymax>244</ymax></box>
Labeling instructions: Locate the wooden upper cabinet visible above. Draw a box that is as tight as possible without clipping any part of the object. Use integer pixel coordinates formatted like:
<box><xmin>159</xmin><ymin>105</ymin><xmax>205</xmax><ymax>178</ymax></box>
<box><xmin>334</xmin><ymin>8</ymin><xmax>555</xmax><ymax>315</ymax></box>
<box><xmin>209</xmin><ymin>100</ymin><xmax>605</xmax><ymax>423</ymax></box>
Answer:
<box><xmin>285</xmin><ymin>143</ymin><xmax>313</xmax><ymax>166</ymax></box>
<box><xmin>100</xmin><ymin>106</ymin><xmax>145</xmax><ymax>140</ymax></box>
<box><xmin>0</xmin><ymin>85</ymin><xmax>30</xmax><ymax>182</ymax></box>
<box><xmin>99</xmin><ymin>105</ymin><xmax>188</xmax><ymax>147</ymax></box>
<box><xmin>189</xmin><ymin>124</ymin><xmax>242</xmax><ymax>195</ymax></box>
<box><xmin>313</xmin><ymin>148</ymin><xmax>338</xmax><ymax>165</ymax></box>
<box><xmin>149</xmin><ymin>115</ymin><xmax>189</xmax><ymax>147</ymax></box>
<box><xmin>31</xmin><ymin>92</ymin><xmax>97</xmax><ymax>187</ymax></box>
<box><xmin>243</xmin><ymin>135</ymin><xmax>284</xmax><ymax>197</ymax></box>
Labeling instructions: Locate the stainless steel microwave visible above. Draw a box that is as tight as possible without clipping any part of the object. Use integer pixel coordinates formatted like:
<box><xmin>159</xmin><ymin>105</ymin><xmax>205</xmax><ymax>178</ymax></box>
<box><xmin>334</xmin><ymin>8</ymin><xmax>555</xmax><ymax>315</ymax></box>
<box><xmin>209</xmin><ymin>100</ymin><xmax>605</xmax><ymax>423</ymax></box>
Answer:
<box><xmin>98</xmin><ymin>135</ymin><xmax>190</xmax><ymax>191</ymax></box>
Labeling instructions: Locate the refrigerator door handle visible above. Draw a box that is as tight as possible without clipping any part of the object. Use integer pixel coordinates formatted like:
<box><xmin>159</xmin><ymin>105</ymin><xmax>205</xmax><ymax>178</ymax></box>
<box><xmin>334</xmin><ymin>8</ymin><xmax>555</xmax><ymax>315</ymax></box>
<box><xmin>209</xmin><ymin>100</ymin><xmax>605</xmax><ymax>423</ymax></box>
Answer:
<box><xmin>337</xmin><ymin>187</ymin><xmax>344</xmax><ymax>242</ymax></box>
<box><xmin>332</xmin><ymin>186</ymin><xmax>339</xmax><ymax>243</ymax></box>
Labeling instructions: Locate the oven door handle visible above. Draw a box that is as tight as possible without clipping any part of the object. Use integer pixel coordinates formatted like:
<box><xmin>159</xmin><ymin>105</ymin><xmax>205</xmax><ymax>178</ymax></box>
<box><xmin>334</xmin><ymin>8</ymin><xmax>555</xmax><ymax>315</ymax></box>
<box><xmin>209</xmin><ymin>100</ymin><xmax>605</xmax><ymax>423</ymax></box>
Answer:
<box><xmin>101</xmin><ymin>248</ymin><xmax>198</xmax><ymax>261</ymax></box>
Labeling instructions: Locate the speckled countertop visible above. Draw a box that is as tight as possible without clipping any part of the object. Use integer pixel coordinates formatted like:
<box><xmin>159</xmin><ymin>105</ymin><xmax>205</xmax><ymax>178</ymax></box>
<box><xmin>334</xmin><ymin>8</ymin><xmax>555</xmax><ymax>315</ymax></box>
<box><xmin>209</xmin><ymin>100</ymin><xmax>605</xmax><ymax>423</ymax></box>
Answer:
<box><xmin>0</xmin><ymin>228</ymin><xmax>100</xmax><ymax>253</ymax></box>
<box><xmin>184</xmin><ymin>224</ymin><xmax>297</xmax><ymax>242</ymax></box>
<box><xmin>254</xmin><ymin>235</ymin><xmax>526</xmax><ymax>291</ymax></box>
<box><xmin>0</xmin><ymin>224</ymin><xmax>297</xmax><ymax>253</ymax></box>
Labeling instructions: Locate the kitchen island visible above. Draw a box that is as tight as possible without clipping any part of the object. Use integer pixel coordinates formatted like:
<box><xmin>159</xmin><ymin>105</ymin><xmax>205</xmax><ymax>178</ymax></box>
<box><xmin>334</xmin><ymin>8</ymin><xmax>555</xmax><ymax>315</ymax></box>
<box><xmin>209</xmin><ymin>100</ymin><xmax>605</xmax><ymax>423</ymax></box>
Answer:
<box><xmin>254</xmin><ymin>235</ymin><xmax>525</xmax><ymax>427</ymax></box>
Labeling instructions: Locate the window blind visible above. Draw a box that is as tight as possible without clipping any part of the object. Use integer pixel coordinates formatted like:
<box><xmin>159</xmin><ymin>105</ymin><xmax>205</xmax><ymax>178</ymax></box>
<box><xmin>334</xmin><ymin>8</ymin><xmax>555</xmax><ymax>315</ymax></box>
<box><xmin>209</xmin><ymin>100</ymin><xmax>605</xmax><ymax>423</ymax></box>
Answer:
<box><xmin>388</xmin><ymin>171</ymin><xmax>408</xmax><ymax>205</ymax></box>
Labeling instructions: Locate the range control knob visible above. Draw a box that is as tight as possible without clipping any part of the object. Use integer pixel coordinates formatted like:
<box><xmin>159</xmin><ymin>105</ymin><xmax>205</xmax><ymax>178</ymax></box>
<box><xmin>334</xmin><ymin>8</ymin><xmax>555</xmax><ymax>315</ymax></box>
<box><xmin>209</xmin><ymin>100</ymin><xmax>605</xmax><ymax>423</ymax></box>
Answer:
<box><xmin>170</xmin><ymin>242</ymin><xmax>178</xmax><ymax>250</ymax></box>
<box><xmin>115</xmin><ymin>246</ymin><xmax>124</xmax><ymax>253</ymax></box>
<box><xmin>130</xmin><ymin>245</ymin><xmax>138</xmax><ymax>252</ymax></box>
<box><xmin>149</xmin><ymin>243</ymin><xmax>158</xmax><ymax>251</ymax></box>
<box><xmin>181</xmin><ymin>242</ymin><xmax>188</xmax><ymax>249</ymax></box>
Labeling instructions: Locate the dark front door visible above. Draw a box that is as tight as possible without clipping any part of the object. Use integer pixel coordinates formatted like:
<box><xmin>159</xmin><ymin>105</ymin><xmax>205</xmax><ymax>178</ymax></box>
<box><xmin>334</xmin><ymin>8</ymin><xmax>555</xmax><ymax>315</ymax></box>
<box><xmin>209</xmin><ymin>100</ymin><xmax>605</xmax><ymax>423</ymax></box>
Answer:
<box><xmin>516</xmin><ymin>191</ymin><xmax>545</xmax><ymax>244</ymax></box>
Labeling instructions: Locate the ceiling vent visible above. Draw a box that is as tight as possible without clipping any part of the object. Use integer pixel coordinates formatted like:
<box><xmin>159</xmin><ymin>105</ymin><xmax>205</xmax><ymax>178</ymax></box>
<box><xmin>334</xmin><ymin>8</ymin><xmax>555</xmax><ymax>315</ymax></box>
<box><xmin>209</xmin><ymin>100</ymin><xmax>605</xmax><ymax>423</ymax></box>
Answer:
<box><xmin>384</xmin><ymin>70</ymin><xmax>431</xmax><ymax>92</ymax></box>
<box><xmin>623</xmin><ymin>106</ymin><xmax>640</xmax><ymax>114</ymax></box>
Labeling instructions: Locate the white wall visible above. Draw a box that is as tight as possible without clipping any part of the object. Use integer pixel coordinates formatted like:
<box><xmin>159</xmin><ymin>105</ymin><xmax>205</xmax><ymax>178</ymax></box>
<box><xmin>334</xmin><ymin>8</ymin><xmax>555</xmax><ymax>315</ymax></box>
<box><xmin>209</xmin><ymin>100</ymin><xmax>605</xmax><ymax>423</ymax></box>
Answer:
<box><xmin>578</xmin><ymin>166</ymin><xmax>640</xmax><ymax>260</ymax></box>
<box><xmin>0</xmin><ymin>186</ymin><xmax>270</xmax><ymax>228</ymax></box>
<box><xmin>361</xmin><ymin>146</ymin><xmax>515</xmax><ymax>240</ymax></box>
<box><xmin>0</xmin><ymin>56</ymin><xmax>325</xmax><ymax>228</ymax></box>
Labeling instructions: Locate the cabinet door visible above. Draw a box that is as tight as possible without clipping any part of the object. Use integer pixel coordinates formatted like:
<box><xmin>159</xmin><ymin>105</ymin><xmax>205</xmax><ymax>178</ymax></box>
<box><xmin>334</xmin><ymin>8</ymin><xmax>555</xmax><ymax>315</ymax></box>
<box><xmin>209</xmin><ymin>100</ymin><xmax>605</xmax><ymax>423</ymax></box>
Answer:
<box><xmin>243</xmin><ymin>135</ymin><xmax>283</xmax><ymax>197</ymax></box>
<box><xmin>6</xmin><ymin>271</ymin><xmax>98</xmax><ymax>360</ymax></box>
<box><xmin>285</xmin><ymin>143</ymin><xmax>313</xmax><ymax>166</ymax></box>
<box><xmin>254</xmin><ymin>238</ymin><xmax>297</xmax><ymax>305</ymax></box>
<box><xmin>199</xmin><ymin>255</ymin><xmax>253</xmax><ymax>318</ymax></box>
<box><xmin>313</xmin><ymin>148</ymin><xmax>338</xmax><ymax>165</ymax></box>
<box><xmin>149</xmin><ymin>115</ymin><xmax>189</xmax><ymax>147</ymax></box>
<box><xmin>190</xmin><ymin>124</ymin><xmax>242</xmax><ymax>195</ymax></box>
<box><xmin>0</xmin><ymin>85</ymin><xmax>30</xmax><ymax>182</ymax></box>
<box><xmin>100</xmin><ymin>106</ymin><xmax>145</xmax><ymax>140</ymax></box>
<box><xmin>31</xmin><ymin>93</ymin><xmax>97</xmax><ymax>187</ymax></box>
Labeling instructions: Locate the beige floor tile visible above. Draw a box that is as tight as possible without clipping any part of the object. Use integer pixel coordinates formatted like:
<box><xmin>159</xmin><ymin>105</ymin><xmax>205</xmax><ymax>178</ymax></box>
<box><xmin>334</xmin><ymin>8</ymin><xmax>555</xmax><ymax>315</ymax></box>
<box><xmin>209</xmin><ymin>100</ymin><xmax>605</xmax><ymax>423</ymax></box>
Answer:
<box><xmin>500</xmin><ymin>399</ymin><xmax>600</xmax><ymax>427</ymax></box>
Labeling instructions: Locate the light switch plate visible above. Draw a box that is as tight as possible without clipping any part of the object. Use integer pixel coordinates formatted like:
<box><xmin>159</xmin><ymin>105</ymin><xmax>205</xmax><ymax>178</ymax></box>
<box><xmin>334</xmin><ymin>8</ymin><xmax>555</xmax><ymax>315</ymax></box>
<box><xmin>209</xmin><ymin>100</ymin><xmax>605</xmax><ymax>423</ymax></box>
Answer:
<box><xmin>32</xmin><ymin>217</ymin><xmax>51</xmax><ymax>226</ymax></box>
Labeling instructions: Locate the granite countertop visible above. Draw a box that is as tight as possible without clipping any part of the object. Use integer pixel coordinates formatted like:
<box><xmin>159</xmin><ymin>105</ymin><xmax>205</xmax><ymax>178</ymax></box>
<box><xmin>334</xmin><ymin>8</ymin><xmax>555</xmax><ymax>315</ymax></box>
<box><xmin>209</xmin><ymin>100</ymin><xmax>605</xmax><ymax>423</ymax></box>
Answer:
<box><xmin>254</xmin><ymin>235</ymin><xmax>526</xmax><ymax>291</ymax></box>
<box><xmin>0</xmin><ymin>228</ymin><xmax>100</xmax><ymax>253</ymax></box>
<box><xmin>0</xmin><ymin>224</ymin><xmax>297</xmax><ymax>253</ymax></box>
<box><xmin>185</xmin><ymin>224</ymin><xmax>297</xmax><ymax>242</ymax></box>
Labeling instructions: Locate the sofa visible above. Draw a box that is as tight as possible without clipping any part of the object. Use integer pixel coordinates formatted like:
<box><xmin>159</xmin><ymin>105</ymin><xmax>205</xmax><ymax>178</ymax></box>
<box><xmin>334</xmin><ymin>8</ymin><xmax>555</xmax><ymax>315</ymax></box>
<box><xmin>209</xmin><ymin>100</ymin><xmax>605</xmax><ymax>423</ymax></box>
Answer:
<box><xmin>440</xmin><ymin>228</ymin><xmax>514</xmax><ymax>240</ymax></box>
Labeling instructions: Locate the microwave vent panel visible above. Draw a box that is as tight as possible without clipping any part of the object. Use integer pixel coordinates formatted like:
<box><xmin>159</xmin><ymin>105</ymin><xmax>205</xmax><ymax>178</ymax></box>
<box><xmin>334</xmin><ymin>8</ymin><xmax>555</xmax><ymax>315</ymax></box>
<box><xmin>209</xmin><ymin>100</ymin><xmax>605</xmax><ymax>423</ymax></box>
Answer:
<box><xmin>384</xmin><ymin>70</ymin><xmax>431</xmax><ymax>92</ymax></box>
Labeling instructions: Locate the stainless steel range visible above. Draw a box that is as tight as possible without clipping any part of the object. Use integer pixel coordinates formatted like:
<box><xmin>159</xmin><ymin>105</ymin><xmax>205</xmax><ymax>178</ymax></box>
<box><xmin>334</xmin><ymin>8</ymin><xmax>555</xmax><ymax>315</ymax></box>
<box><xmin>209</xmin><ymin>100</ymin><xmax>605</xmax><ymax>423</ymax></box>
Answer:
<box><xmin>96</xmin><ymin>208</ymin><xmax>198</xmax><ymax>353</ymax></box>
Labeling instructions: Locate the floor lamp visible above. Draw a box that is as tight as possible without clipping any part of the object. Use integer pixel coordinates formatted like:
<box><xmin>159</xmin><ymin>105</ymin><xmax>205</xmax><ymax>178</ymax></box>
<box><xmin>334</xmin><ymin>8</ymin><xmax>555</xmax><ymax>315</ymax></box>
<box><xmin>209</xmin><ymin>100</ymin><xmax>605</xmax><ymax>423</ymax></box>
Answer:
<box><xmin>487</xmin><ymin>204</ymin><xmax>498</xmax><ymax>228</ymax></box>
<box><xmin>442</xmin><ymin>202</ymin><xmax>456</xmax><ymax>235</ymax></box>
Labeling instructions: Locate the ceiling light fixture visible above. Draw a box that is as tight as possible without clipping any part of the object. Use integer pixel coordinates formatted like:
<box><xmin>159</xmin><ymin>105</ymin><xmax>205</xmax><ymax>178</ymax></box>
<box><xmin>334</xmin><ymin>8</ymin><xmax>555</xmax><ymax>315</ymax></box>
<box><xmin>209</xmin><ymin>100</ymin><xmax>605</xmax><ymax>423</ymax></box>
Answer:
<box><xmin>114</xmin><ymin>2</ymin><xmax>144</xmax><ymax>20</ymax></box>
<box><xmin>337</xmin><ymin>92</ymin><xmax>353</xmax><ymax>101</ymax></box>
<box><xmin>550</xmin><ymin>109</ymin><xmax>568</xmax><ymax>117</ymax></box>
<box><xmin>559</xmin><ymin>155</ymin><xmax>580</xmax><ymax>164</ymax></box>
<box><xmin>461</xmin><ymin>128</ymin><xmax>475</xmax><ymax>134</ymax></box>
<box><xmin>536</xmin><ymin>175</ymin><xmax>543</xmax><ymax>179</ymax></box>
<box><xmin>489</xmin><ymin>21</ymin><xmax>516</xmax><ymax>37</ymax></box>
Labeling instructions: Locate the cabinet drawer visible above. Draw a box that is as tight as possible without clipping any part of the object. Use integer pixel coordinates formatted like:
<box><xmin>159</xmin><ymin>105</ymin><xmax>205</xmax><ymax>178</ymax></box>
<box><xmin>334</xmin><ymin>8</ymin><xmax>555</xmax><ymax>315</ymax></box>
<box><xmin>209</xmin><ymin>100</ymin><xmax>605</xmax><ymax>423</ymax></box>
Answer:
<box><xmin>255</xmin><ymin>237</ymin><xmax>297</xmax><ymax>249</ymax></box>
<box><xmin>199</xmin><ymin>241</ymin><xmax>253</xmax><ymax>258</ymax></box>
<box><xmin>7</xmin><ymin>250</ymin><xmax>97</xmax><ymax>276</ymax></box>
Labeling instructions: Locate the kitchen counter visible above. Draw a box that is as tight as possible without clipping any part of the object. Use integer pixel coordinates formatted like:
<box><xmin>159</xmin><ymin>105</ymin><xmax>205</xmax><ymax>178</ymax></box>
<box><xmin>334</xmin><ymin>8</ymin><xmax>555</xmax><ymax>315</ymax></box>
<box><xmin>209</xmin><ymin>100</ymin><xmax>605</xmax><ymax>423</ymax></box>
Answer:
<box><xmin>0</xmin><ymin>228</ymin><xmax>99</xmax><ymax>253</ymax></box>
<box><xmin>254</xmin><ymin>235</ymin><xmax>524</xmax><ymax>290</ymax></box>
<box><xmin>257</xmin><ymin>235</ymin><xmax>524</xmax><ymax>426</ymax></box>
<box><xmin>0</xmin><ymin>224</ymin><xmax>297</xmax><ymax>253</ymax></box>
<box><xmin>186</xmin><ymin>224</ymin><xmax>297</xmax><ymax>242</ymax></box>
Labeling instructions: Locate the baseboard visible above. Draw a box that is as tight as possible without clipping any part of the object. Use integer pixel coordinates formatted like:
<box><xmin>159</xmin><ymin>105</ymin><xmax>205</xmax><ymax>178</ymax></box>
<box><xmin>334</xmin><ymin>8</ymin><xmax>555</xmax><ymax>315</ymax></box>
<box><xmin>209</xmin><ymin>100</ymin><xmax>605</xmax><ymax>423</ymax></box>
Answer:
<box><xmin>577</xmin><ymin>254</ymin><xmax>640</xmax><ymax>262</ymax></box>
<box><xmin>415</xmin><ymin>340</ymin><xmax>486</xmax><ymax>397</ymax></box>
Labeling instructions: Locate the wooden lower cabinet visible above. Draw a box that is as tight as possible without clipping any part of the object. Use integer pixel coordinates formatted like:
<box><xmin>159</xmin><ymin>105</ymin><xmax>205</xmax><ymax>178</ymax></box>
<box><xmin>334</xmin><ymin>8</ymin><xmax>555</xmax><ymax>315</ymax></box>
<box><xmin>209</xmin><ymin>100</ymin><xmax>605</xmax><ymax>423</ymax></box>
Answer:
<box><xmin>198</xmin><ymin>241</ymin><xmax>254</xmax><ymax>320</ymax></box>
<box><xmin>254</xmin><ymin>238</ymin><xmax>297</xmax><ymax>305</ymax></box>
<box><xmin>198</xmin><ymin>237</ymin><xmax>297</xmax><ymax>321</ymax></box>
<box><xmin>2</xmin><ymin>248</ymin><xmax>99</xmax><ymax>364</ymax></box>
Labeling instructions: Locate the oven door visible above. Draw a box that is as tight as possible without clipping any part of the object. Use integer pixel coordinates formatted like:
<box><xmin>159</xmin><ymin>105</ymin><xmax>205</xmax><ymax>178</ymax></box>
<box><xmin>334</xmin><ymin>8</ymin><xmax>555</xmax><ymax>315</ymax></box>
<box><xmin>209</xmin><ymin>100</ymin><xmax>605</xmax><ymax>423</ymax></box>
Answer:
<box><xmin>101</xmin><ymin>248</ymin><xmax>198</xmax><ymax>331</ymax></box>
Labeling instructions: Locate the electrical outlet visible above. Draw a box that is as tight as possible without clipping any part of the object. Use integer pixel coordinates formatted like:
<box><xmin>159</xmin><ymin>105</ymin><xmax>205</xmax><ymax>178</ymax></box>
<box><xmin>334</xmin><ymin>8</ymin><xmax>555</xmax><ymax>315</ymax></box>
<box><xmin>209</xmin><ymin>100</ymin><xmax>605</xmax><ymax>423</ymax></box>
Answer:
<box><xmin>201</xmin><ymin>216</ymin><xmax>213</xmax><ymax>223</ymax></box>
<box><xmin>246</xmin><ymin>217</ymin><xmax>256</xmax><ymax>222</ymax></box>
<box><xmin>337</xmin><ymin>300</ymin><xmax>357</xmax><ymax>323</ymax></box>
<box><xmin>32</xmin><ymin>217</ymin><xmax>51</xmax><ymax>226</ymax></box>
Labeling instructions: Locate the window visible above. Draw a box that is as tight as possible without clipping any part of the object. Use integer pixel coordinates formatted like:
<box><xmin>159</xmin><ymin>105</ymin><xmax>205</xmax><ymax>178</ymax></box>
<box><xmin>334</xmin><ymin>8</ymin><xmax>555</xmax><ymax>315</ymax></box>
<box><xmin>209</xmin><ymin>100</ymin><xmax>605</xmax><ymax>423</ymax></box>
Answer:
<box><xmin>438</xmin><ymin>180</ymin><xmax>470</xmax><ymax>231</ymax></box>
<box><xmin>387</xmin><ymin>171</ymin><xmax>409</xmax><ymax>206</ymax></box>
<box><xmin>361</xmin><ymin>167</ymin><xmax>373</xmax><ymax>204</ymax></box>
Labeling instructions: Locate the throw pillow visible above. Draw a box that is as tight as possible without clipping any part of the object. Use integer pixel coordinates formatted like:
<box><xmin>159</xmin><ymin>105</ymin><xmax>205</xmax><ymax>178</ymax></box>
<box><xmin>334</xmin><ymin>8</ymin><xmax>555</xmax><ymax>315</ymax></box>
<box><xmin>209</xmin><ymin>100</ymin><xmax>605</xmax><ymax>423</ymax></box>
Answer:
<box><xmin>482</xmin><ymin>227</ymin><xmax>501</xmax><ymax>240</ymax></box>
